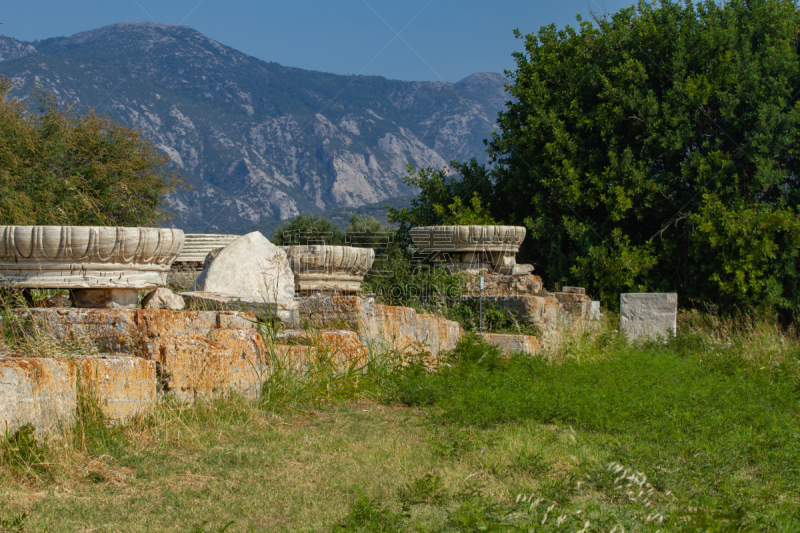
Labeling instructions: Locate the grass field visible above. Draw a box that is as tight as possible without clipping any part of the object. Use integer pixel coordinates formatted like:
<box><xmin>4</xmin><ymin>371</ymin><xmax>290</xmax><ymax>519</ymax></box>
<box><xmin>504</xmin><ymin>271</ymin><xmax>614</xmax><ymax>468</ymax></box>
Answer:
<box><xmin>1</xmin><ymin>312</ymin><xmax>799</xmax><ymax>532</ymax></box>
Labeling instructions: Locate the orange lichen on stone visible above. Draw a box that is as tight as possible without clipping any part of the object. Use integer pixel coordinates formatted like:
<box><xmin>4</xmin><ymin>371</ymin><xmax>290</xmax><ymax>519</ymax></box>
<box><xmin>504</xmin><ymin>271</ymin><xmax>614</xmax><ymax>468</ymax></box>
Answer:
<box><xmin>480</xmin><ymin>333</ymin><xmax>540</xmax><ymax>357</ymax></box>
<box><xmin>77</xmin><ymin>357</ymin><xmax>157</xmax><ymax>421</ymax></box>
<box><xmin>0</xmin><ymin>357</ymin><xmax>77</xmax><ymax>438</ymax></box>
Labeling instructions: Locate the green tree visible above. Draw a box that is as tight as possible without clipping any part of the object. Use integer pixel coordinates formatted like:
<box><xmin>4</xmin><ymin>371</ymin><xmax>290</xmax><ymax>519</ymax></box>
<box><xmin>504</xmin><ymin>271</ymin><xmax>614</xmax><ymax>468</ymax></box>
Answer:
<box><xmin>387</xmin><ymin>162</ymin><xmax>499</xmax><ymax>244</ymax></box>
<box><xmin>269</xmin><ymin>214</ymin><xmax>345</xmax><ymax>246</ymax></box>
<box><xmin>479</xmin><ymin>0</ymin><xmax>800</xmax><ymax>313</ymax></box>
<box><xmin>0</xmin><ymin>79</ymin><xmax>180</xmax><ymax>226</ymax></box>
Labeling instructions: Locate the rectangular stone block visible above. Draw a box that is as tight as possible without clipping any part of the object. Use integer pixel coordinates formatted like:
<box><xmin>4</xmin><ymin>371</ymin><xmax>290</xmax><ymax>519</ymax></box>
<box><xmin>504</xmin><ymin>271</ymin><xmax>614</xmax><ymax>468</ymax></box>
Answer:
<box><xmin>298</xmin><ymin>296</ymin><xmax>464</xmax><ymax>357</ymax></box>
<box><xmin>0</xmin><ymin>358</ymin><xmax>76</xmax><ymax>439</ymax></box>
<box><xmin>150</xmin><ymin>328</ymin><xmax>268</xmax><ymax>401</ymax></box>
<box><xmin>12</xmin><ymin>309</ymin><xmax>268</xmax><ymax>401</ymax></box>
<box><xmin>551</xmin><ymin>292</ymin><xmax>592</xmax><ymax>319</ymax></box>
<box><xmin>590</xmin><ymin>301</ymin><xmax>601</xmax><ymax>320</ymax></box>
<box><xmin>481</xmin><ymin>333</ymin><xmax>539</xmax><ymax>356</ymax></box>
<box><xmin>620</xmin><ymin>293</ymin><xmax>677</xmax><ymax>341</ymax></box>
<box><xmin>78</xmin><ymin>356</ymin><xmax>157</xmax><ymax>422</ymax></box>
<box><xmin>483</xmin><ymin>295</ymin><xmax>560</xmax><ymax>326</ymax></box>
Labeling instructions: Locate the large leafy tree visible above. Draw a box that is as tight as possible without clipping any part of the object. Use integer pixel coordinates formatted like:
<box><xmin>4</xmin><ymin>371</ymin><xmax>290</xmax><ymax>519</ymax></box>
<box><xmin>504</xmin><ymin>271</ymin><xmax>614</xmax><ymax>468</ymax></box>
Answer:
<box><xmin>0</xmin><ymin>78</ymin><xmax>180</xmax><ymax>226</ymax></box>
<box><xmin>482</xmin><ymin>0</ymin><xmax>800</xmax><ymax>313</ymax></box>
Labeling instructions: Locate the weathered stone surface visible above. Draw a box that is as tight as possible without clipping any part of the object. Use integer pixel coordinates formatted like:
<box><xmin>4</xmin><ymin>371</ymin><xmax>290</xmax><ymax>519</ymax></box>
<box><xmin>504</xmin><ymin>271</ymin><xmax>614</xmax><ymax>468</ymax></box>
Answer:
<box><xmin>175</xmin><ymin>234</ymin><xmax>239</xmax><ymax>263</ymax></box>
<box><xmin>483</xmin><ymin>295</ymin><xmax>560</xmax><ymax>326</ymax></box>
<box><xmin>620</xmin><ymin>293</ymin><xmax>678</xmax><ymax>341</ymax></box>
<box><xmin>15</xmin><ymin>309</ymin><xmax>267</xmax><ymax>400</ymax></box>
<box><xmin>550</xmin><ymin>291</ymin><xmax>592</xmax><ymax>320</ymax></box>
<box><xmin>0</xmin><ymin>226</ymin><xmax>184</xmax><ymax>289</ymax></box>
<box><xmin>192</xmin><ymin>231</ymin><xmax>295</xmax><ymax>307</ymax></box>
<box><xmin>481</xmin><ymin>333</ymin><xmax>539</xmax><ymax>356</ymax></box>
<box><xmin>78</xmin><ymin>356</ymin><xmax>157</xmax><ymax>421</ymax></box>
<box><xmin>590</xmin><ymin>301</ymin><xmax>601</xmax><ymax>320</ymax></box>
<box><xmin>410</xmin><ymin>225</ymin><xmax>526</xmax><ymax>273</ymax></box>
<box><xmin>43</xmin><ymin>294</ymin><xmax>72</xmax><ymax>308</ymax></box>
<box><xmin>71</xmin><ymin>288</ymin><xmax>139</xmax><ymax>309</ymax></box>
<box><xmin>142</xmin><ymin>288</ymin><xmax>185</xmax><ymax>310</ymax></box>
<box><xmin>298</xmin><ymin>295</ymin><xmax>463</xmax><ymax>357</ymax></box>
<box><xmin>273</xmin><ymin>330</ymin><xmax>368</xmax><ymax>371</ymax></box>
<box><xmin>465</xmin><ymin>273</ymin><xmax>545</xmax><ymax>297</ymax></box>
<box><xmin>0</xmin><ymin>357</ymin><xmax>76</xmax><ymax>438</ymax></box>
<box><xmin>562</xmin><ymin>287</ymin><xmax>585</xmax><ymax>294</ymax></box>
<box><xmin>283</xmin><ymin>245</ymin><xmax>374</xmax><ymax>294</ymax></box>
<box><xmin>181</xmin><ymin>291</ymin><xmax>298</xmax><ymax>325</ymax></box>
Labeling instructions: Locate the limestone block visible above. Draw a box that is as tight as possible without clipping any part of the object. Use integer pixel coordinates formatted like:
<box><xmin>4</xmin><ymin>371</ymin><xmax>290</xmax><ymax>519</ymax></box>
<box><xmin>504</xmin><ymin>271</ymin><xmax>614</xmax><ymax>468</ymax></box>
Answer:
<box><xmin>273</xmin><ymin>330</ymin><xmax>368</xmax><ymax>371</ymax></box>
<box><xmin>551</xmin><ymin>292</ymin><xmax>592</xmax><ymax>319</ymax></box>
<box><xmin>78</xmin><ymin>356</ymin><xmax>157</xmax><ymax>421</ymax></box>
<box><xmin>481</xmin><ymin>333</ymin><xmax>539</xmax><ymax>356</ymax></box>
<box><xmin>483</xmin><ymin>295</ymin><xmax>560</xmax><ymax>326</ymax></box>
<box><xmin>410</xmin><ymin>225</ymin><xmax>526</xmax><ymax>254</ymax></box>
<box><xmin>71</xmin><ymin>289</ymin><xmax>139</xmax><ymax>309</ymax></box>
<box><xmin>590</xmin><ymin>301</ymin><xmax>601</xmax><ymax>320</ymax></box>
<box><xmin>620</xmin><ymin>293</ymin><xmax>677</xmax><ymax>341</ymax></box>
<box><xmin>362</xmin><ymin>304</ymin><xmax>463</xmax><ymax>357</ymax></box>
<box><xmin>6</xmin><ymin>309</ymin><xmax>271</xmax><ymax>401</ymax></box>
<box><xmin>0</xmin><ymin>358</ymin><xmax>77</xmax><ymax>438</ymax></box>
<box><xmin>0</xmin><ymin>226</ymin><xmax>184</xmax><ymax>289</ymax></box>
<box><xmin>152</xmin><ymin>327</ymin><xmax>267</xmax><ymax>401</ymax></box>
<box><xmin>297</xmin><ymin>296</ymin><xmax>463</xmax><ymax>357</ymax></box>
<box><xmin>192</xmin><ymin>231</ymin><xmax>295</xmax><ymax>306</ymax></box>
<box><xmin>562</xmin><ymin>287</ymin><xmax>585</xmax><ymax>294</ymax></box>
<box><xmin>465</xmin><ymin>273</ymin><xmax>544</xmax><ymax>297</ymax></box>
<box><xmin>142</xmin><ymin>288</ymin><xmax>185</xmax><ymax>310</ymax></box>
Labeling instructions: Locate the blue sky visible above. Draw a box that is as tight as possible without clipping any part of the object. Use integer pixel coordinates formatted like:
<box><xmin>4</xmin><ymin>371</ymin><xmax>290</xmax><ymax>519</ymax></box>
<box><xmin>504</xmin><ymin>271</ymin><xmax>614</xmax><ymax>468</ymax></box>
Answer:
<box><xmin>2</xmin><ymin>0</ymin><xmax>634</xmax><ymax>82</ymax></box>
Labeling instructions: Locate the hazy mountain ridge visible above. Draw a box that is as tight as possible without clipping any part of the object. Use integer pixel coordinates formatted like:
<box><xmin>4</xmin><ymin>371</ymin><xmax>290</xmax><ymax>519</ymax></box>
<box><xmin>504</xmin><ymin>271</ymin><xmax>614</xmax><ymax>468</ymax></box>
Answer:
<box><xmin>0</xmin><ymin>23</ymin><xmax>508</xmax><ymax>232</ymax></box>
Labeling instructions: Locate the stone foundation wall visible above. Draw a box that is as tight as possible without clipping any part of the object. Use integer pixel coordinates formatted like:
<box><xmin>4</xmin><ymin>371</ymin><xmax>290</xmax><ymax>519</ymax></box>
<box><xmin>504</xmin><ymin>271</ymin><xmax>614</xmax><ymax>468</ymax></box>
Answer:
<box><xmin>298</xmin><ymin>296</ymin><xmax>463</xmax><ymax>356</ymax></box>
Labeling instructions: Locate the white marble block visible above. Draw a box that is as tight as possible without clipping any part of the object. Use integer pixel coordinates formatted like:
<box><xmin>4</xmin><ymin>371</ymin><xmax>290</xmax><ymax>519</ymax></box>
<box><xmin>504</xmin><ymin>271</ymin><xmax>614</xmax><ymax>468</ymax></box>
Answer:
<box><xmin>620</xmin><ymin>293</ymin><xmax>677</xmax><ymax>341</ymax></box>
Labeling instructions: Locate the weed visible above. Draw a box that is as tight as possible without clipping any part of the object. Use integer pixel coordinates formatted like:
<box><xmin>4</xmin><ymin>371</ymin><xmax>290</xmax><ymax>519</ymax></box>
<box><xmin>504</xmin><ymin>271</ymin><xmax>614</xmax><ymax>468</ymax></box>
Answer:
<box><xmin>398</xmin><ymin>474</ymin><xmax>447</xmax><ymax>506</ymax></box>
<box><xmin>332</xmin><ymin>495</ymin><xmax>406</xmax><ymax>533</ymax></box>
<box><xmin>187</xmin><ymin>520</ymin><xmax>236</xmax><ymax>532</ymax></box>
<box><xmin>0</xmin><ymin>507</ymin><xmax>26</xmax><ymax>533</ymax></box>
<box><xmin>0</xmin><ymin>424</ymin><xmax>51</xmax><ymax>482</ymax></box>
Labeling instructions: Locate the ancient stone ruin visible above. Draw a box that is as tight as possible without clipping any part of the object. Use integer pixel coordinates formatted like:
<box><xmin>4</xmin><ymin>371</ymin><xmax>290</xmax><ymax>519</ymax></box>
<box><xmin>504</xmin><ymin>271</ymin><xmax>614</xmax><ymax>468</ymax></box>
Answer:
<box><xmin>0</xmin><ymin>225</ymin><xmax>184</xmax><ymax>309</ymax></box>
<box><xmin>283</xmin><ymin>245</ymin><xmax>375</xmax><ymax>295</ymax></box>
<box><xmin>0</xmin><ymin>222</ymin><xmax>616</xmax><ymax>438</ymax></box>
<box><xmin>620</xmin><ymin>293</ymin><xmax>678</xmax><ymax>341</ymax></box>
<box><xmin>410</xmin><ymin>225</ymin><xmax>532</xmax><ymax>275</ymax></box>
<box><xmin>410</xmin><ymin>224</ymin><xmax>596</xmax><ymax>327</ymax></box>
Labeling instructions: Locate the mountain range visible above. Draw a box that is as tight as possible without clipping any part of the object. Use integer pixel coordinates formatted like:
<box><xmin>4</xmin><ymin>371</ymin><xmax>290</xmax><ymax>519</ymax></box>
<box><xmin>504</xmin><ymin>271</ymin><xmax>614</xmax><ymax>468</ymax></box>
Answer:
<box><xmin>0</xmin><ymin>22</ymin><xmax>508</xmax><ymax>233</ymax></box>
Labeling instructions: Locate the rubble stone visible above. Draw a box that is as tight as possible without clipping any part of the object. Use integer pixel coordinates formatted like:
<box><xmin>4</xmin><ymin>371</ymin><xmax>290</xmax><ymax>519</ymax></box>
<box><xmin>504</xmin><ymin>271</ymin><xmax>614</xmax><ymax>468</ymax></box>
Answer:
<box><xmin>71</xmin><ymin>288</ymin><xmax>139</xmax><ymax>309</ymax></box>
<box><xmin>142</xmin><ymin>288</ymin><xmax>185</xmax><ymax>310</ymax></box>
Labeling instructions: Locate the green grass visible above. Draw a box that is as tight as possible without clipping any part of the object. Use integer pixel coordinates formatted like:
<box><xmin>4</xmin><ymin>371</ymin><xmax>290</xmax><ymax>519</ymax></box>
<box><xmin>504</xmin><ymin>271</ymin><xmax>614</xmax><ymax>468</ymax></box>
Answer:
<box><xmin>1</xmin><ymin>314</ymin><xmax>799</xmax><ymax>531</ymax></box>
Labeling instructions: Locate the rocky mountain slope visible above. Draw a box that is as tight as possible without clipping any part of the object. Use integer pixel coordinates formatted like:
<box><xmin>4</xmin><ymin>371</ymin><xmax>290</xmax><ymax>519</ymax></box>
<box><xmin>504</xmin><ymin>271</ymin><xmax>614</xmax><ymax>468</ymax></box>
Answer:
<box><xmin>0</xmin><ymin>22</ymin><xmax>508</xmax><ymax>232</ymax></box>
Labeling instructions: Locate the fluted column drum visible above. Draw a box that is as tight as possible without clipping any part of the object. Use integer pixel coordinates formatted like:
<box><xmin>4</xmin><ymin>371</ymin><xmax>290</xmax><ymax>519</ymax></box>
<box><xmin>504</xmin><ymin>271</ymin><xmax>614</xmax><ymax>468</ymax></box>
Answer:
<box><xmin>0</xmin><ymin>226</ymin><xmax>184</xmax><ymax>289</ymax></box>
<box><xmin>283</xmin><ymin>245</ymin><xmax>375</xmax><ymax>294</ymax></box>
